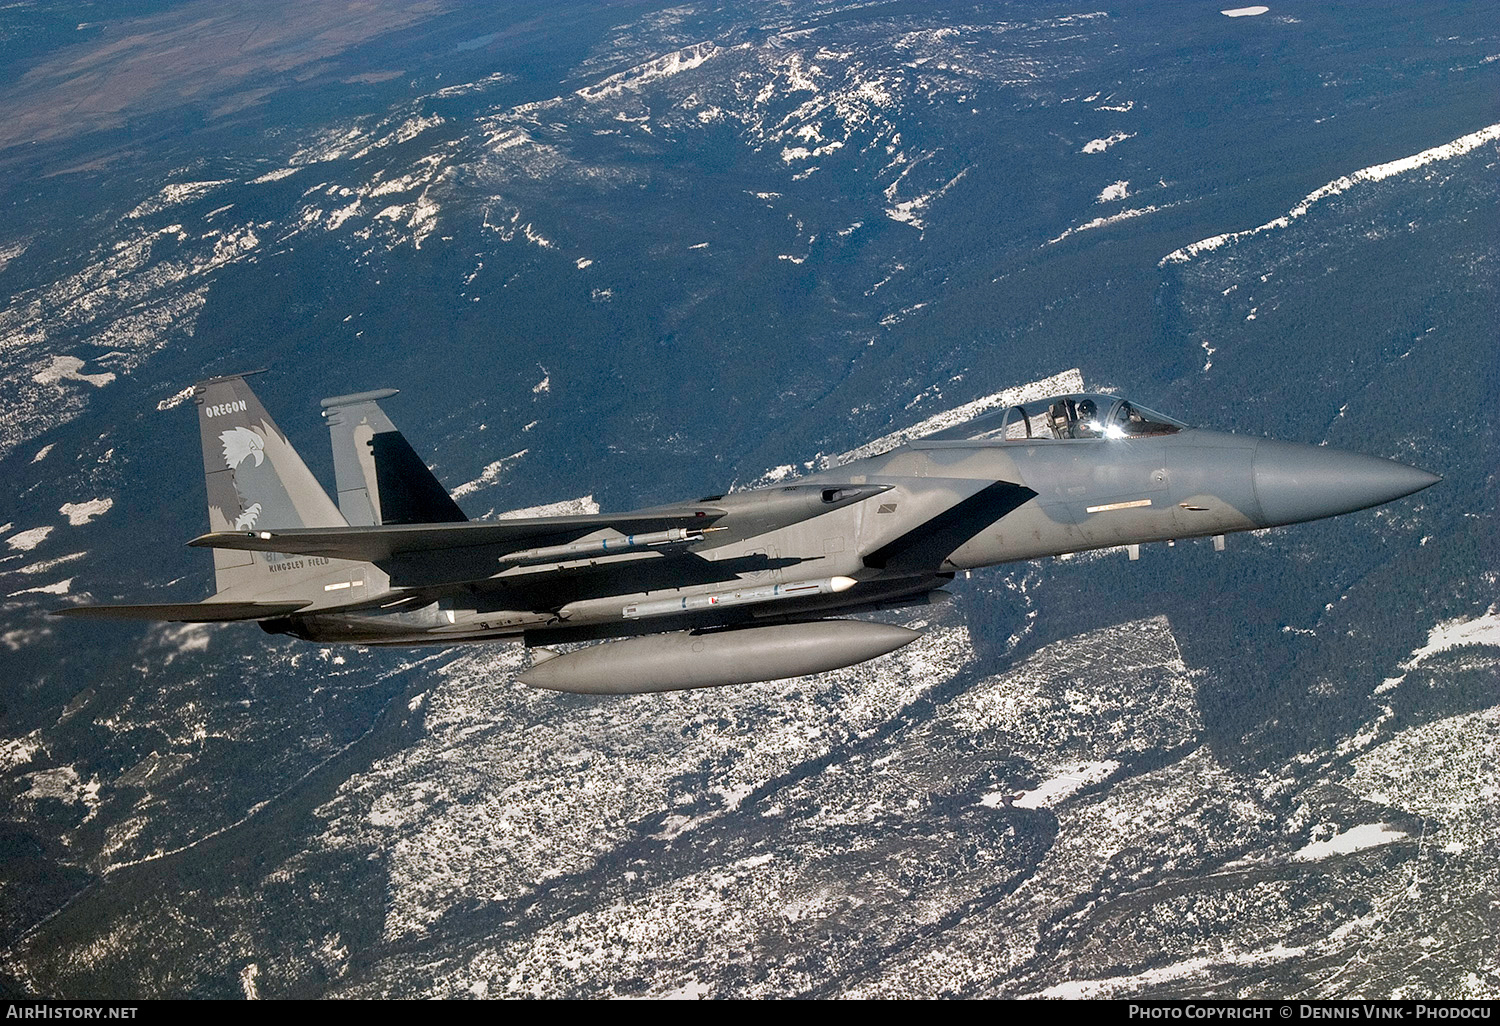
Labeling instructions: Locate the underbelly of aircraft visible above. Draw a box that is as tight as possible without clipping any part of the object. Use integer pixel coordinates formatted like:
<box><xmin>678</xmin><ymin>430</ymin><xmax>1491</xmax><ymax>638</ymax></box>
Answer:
<box><xmin>266</xmin><ymin>571</ymin><xmax>951</xmax><ymax>646</ymax></box>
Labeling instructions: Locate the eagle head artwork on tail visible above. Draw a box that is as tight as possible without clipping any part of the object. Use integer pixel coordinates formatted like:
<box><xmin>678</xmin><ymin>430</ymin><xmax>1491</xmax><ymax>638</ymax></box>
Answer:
<box><xmin>219</xmin><ymin>422</ymin><xmax>304</xmax><ymax>533</ymax></box>
<box><xmin>220</xmin><ymin>425</ymin><xmax>267</xmax><ymax>530</ymax></box>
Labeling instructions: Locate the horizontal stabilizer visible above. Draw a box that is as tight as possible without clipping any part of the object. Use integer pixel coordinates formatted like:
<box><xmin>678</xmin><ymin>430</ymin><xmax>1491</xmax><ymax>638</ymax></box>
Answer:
<box><xmin>51</xmin><ymin>600</ymin><xmax>310</xmax><ymax>623</ymax></box>
<box><xmin>188</xmin><ymin>509</ymin><xmax>728</xmax><ymax>563</ymax></box>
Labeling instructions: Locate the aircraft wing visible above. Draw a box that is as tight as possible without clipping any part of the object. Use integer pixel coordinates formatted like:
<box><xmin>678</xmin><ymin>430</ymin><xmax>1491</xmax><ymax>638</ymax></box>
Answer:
<box><xmin>51</xmin><ymin>600</ymin><xmax>311</xmax><ymax>622</ymax></box>
<box><xmin>863</xmin><ymin>481</ymin><xmax>1038</xmax><ymax>573</ymax></box>
<box><xmin>188</xmin><ymin>508</ymin><xmax>728</xmax><ymax>563</ymax></box>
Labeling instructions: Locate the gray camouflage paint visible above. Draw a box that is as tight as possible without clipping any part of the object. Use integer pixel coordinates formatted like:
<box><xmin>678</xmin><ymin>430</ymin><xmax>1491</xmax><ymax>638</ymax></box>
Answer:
<box><xmin>57</xmin><ymin>377</ymin><xmax>1439</xmax><ymax>693</ymax></box>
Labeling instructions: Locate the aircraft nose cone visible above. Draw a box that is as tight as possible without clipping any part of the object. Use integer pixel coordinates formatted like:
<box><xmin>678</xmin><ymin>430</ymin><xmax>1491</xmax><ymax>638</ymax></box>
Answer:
<box><xmin>1252</xmin><ymin>440</ymin><xmax>1441</xmax><ymax>527</ymax></box>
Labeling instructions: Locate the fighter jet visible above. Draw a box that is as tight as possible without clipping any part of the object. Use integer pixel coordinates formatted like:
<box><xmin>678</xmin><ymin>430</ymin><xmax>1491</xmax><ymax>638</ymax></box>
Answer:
<box><xmin>55</xmin><ymin>373</ymin><xmax>1439</xmax><ymax>693</ymax></box>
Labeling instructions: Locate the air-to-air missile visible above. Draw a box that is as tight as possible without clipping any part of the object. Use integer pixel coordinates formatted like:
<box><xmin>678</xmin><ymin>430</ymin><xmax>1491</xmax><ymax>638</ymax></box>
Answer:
<box><xmin>55</xmin><ymin>376</ymin><xmax>1440</xmax><ymax>693</ymax></box>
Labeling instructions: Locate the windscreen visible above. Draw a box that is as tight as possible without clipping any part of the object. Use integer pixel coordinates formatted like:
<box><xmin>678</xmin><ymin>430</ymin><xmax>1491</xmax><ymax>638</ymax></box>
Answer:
<box><xmin>924</xmin><ymin>394</ymin><xmax>1186</xmax><ymax>442</ymax></box>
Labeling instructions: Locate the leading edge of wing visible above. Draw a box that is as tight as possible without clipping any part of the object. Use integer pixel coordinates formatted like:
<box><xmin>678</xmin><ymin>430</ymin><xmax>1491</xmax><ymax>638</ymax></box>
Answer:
<box><xmin>863</xmin><ymin>481</ymin><xmax>1038</xmax><ymax>573</ymax></box>
<box><xmin>187</xmin><ymin>508</ymin><xmax>729</xmax><ymax>562</ymax></box>
<box><xmin>51</xmin><ymin>600</ymin><xmax>311</xmax><ymax>622</ymax></box>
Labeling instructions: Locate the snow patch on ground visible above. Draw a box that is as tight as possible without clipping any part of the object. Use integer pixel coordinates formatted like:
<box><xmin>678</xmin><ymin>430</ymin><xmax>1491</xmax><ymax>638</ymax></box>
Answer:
<box><xmin>992</xmin><ymin>760</ymin><xmax>1120</xmax><ymax>809</ymax></box>
<box><xmin>1047</xmin><ymin>203</ymin><xmax>1170</xmax><ymax>245</ymax></box>
<box><xmin>451</xmin><ymin>450</ymin><xmax>528</xmax><ymax>499</ymax></box>
<box><xmin>752</xmin><ymin>465</ymin><xmax>798</xmax><ymax>486</ymax></box>
<box><xmin>239</xmin><ymin>963</ymin><xmax>260</xmax><ymax>1000</ymax></box>
<box><xmin>782</xmin><ymin>140</ymin><xmax>844</xmax><ymax>163</ymax></box>
<box><xmin>157</xmin><ymin>386</ymin><xmax>195</xmax><ymax>411</ymax></box>
<box><xmin>576</xmin><ymin>42</ymin><xmax>730</xmax><ymax>102</ymax></box>
<box><xmin>884</xmin><ymin>167</ymin><xmax>970</xmax><ymax>230</ymax></box>
<box><xmin>1403</xmin><ymin>608</ymin><xmax>1500</xmax><ymax>667</ymax></box>
<box><xmin>1096</xmin><ymin>180</ymin><xmax>1129</xmax><ymax>203</ymax></box>
<box><xmin>496</xmin><ymin>496</ymin><xmax>601</xmax><ymax>519</ymax></box>
<box><xmin>1292</xmin><ymin>822</ymin><xmax>1407</xmax><ymax>861</ymax></box>
<box><xmin>126</xmin><ymin>180</ymin><xmax>231</xmax><ymax>219</ymax></box>
<box><xmin>1162</xmin><ymin>122</ymin><xmax>1500</xmax><ymax>264</ymax></box>
<box><xmin>659</xmin><ymin>977</ymin><xmax>712</xmax><ymax>999</ymax></box>
<box><xmin>32</xmin><ymin>356</ymin><xmax>115</xmax><ymax>389</ymax></box>
<box><xmin>249</xmin><ymin>167</ymin><xmax>300</xmax><ymax>184</ymax></box>
<box><xmin>7</xmin><ymin>527</ymin><xmax>53</xmax><ymax>552</ymax></box>
<box><xmin>1082</xmin><ymin>131</ymin><xmax>1134</xmax><ymax>154</ymax></box>
<box><xmin>0</xmin><ymin>732</ymin><xmax>43</xmax><ymax>773</ymax></box>
<box><xmin>1014</xmin><ymin>756</ymin><xmax>1122</xmax><ymax>804</ymax></box>
<box><xmin>15</xmin><ymin>552</ymin><xmax>85</xmax><ymax>575</ymax></box>
<box><xmin>429</xmin><ymin>72</ymin><xmax>514</xmax><ymax>99</ymax></box>
<box><xmin>23</xmin><ymin>764</ymin><xmax>99</xmax><ymax>808</ymax></box>
<box><xmin>1035</xmin><ymin>944</ymin><xmax>1307</xmax><ymax>998</ymax></box>
<box><xmin>1376</xmin><ymin>606</ymin><xmax>1500</xmax><ymax>693</ymax></box>
<box><xmin>60</xmin><ymin>499</ymin><xmax>112</xmax><ymax>526</ymax></box>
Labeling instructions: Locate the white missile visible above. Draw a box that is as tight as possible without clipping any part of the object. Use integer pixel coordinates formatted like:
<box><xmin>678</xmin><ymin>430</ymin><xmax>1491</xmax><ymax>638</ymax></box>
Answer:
<box><xmin>502</xmin><ymin>526</ymin><xmax>716</xmax><ymax>565</ymax></box>
<box><xmin>621</xmin><ymin>575</ymin><xmax>858</xmax><ymax>620</ymax></box>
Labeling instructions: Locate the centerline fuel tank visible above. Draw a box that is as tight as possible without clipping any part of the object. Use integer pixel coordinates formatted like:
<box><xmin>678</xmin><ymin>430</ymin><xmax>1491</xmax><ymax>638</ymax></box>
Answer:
<box><xmin>516</xmin><ymin>619</ymin><xmax>921</xmax><ymax>694</ymax></box>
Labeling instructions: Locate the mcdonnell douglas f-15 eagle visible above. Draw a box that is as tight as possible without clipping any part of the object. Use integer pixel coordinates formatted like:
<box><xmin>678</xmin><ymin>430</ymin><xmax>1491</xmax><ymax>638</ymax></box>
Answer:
<box><xmin>54</xmin><ymin>373</ymin><xmax>1439</xmax><ymax>693</ymax></box>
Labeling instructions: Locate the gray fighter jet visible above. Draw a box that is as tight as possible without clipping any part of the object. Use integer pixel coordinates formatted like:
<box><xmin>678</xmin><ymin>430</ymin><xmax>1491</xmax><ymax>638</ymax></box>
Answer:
<box><xmin>55</xmin><ymin>373</ymin><xmax>1439</xmax><ymax>693</ymax></box>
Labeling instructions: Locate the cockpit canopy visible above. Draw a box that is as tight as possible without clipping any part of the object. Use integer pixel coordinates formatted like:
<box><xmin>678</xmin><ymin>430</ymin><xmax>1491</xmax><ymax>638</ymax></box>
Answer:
<box><xmin>926</xmin><ymin>393</ymin><xmax>1186</xmax><ymax>443</ymax></box>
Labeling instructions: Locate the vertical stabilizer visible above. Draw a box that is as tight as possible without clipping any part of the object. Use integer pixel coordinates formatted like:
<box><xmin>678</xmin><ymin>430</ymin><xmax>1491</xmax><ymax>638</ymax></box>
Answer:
<box><xmin>196</xmin><ymin>373</ymin><xmax>351</xmax><ymax>596</ymax></box>
<box><xmin>320</xmin><ymin>389</ymin><xmax>467</xmax><ymax>526</ymax></box>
